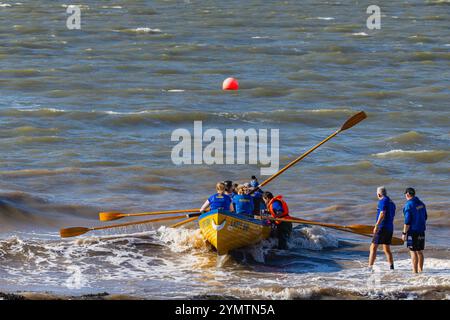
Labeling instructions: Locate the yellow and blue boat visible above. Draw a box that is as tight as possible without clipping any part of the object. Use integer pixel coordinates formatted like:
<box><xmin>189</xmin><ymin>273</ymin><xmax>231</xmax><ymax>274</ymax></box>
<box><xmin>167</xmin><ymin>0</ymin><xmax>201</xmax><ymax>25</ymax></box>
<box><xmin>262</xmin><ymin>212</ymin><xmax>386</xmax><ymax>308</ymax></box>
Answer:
<box><xmin>198</xmin><ymin>209</ymin><xmax>272</xmax><ymax>255</ymax></box>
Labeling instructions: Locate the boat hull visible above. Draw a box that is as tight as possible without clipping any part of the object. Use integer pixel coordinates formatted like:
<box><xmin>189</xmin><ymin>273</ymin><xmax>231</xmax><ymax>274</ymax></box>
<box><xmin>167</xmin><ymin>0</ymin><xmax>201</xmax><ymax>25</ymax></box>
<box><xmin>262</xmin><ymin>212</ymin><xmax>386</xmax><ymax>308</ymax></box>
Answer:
<box><xmin>198</xmin><ymin>210</ymin><xmax>271</xmax><ymax>255</ymax></box>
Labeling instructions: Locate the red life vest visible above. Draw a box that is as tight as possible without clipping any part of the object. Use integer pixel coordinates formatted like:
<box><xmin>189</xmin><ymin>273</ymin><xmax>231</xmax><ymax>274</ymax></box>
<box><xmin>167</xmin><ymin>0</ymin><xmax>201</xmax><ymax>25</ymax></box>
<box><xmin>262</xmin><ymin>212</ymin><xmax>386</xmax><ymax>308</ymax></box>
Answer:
<box><xmin>267</xmin><ymin>195</ymin><xmax>290</xmax><ymax>224</ymax></box>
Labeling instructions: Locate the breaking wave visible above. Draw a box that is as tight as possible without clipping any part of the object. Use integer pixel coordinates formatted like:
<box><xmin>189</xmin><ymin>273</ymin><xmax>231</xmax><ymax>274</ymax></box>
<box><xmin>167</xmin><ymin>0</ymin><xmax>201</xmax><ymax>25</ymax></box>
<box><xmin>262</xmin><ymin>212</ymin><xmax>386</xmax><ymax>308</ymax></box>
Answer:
<box><xmin>0</xmin><ymin>107</ymin><xmax>358</xmax><ymax>127</ymax></box>
<box><xmin>386</xmin><ymin>131</ymin><xmax>427</xmax><ymax>145</ymax></box>
<box><xmin>372</xmin><ymin>149</ymin><xmax>449</xmax><ymax>163</ymax></box>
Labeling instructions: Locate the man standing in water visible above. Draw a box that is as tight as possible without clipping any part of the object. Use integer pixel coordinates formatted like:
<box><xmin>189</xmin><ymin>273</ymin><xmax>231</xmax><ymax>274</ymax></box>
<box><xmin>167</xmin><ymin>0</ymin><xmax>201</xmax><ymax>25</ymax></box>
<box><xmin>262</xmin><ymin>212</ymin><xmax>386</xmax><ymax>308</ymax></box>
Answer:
<box><xmin>402</xmin><ymin>187</ymin><xmax>427</xmax><ymax>273</ymax></box>
<box><xmin>262</xmin><ymin>191</ymin><xmax>292</xmax><ymax>250</ymax></box>
<box><xmin>368</xmin><ymin>186</ymin><xmax>396</xmax><ymax>270</ymax></box>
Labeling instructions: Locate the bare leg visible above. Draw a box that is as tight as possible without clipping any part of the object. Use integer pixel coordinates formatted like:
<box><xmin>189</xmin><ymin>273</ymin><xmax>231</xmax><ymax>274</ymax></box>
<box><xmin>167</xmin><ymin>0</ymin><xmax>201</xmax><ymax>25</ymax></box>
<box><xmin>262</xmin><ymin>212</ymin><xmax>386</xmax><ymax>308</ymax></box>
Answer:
<box><xmin>418</xmin><ymin>251</ymin><xmax>424</xmax><ymax>272</ymax></box>
<box><xmin>382</xmin><ymin>245</ymin><xmax>394</xmax><ymax>268</ymax></box>
<box><xmin>368</xmin><ymin>243</ymin><xmax>378</xmax><ymax>267</ymax></box>
<box><xmin>410</xmin><ymin>251</ymin><xmax>418</xmax><ymax>273</ymax></box>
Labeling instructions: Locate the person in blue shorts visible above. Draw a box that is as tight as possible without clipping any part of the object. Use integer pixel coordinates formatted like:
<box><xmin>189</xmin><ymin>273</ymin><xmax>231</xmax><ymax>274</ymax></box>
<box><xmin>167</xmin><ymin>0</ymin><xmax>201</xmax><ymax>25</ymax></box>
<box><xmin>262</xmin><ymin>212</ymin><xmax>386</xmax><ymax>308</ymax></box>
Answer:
<box><xmin>368</xmin><ymin>186</ymin><xmax>396</xmax><ymax>270</ymax></box>
<box><xmin>402</xmin><ymin>187</ymin><xmax>427</xmax><ymax>273</ymax></box>
<box><xmin>232</xmin><ymin>185</ymin><xmax>254</xmax><ymax>216</ymax></box>
<box><xmin>199</xmin><ymin>182</ymin><xmax>233</xmax><ymax>213</ymax></box>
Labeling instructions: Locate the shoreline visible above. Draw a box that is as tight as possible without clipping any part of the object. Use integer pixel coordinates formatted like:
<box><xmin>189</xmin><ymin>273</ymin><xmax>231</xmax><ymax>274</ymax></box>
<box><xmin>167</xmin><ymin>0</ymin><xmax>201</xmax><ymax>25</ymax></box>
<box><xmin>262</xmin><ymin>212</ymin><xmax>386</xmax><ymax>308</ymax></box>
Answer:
<box><xmin>0</xmin><ymin>291</ymin><xmax>141</xmax><ymax>300</ymax></box>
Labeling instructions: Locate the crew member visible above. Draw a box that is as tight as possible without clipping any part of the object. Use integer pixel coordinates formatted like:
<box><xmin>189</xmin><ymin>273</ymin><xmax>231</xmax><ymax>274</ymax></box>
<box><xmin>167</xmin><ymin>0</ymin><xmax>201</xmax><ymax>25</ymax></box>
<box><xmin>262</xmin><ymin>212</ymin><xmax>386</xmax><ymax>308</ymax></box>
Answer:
<box><xmin>232</xmin><ymin>185</ymin><xmax>254</xmax><ymax>216</ymax></box>
<box><xmin>223</xmin><ymin>180</ymin><xmax>235</xmax><ymax>198</ymax></box>
<box><xmin>402</xmin><ymin>187</ymin><xmax>427</xmax><ymax>273</ymax></box>
<box><xmin>250</xmin><ymin>176</ymin><xmax>259</xmax><ymax>189</ymax></box>
<box><xmin>200</xmin><ymin>182</ymin><xmax>233</xmax><ymax>213</ymax></box>
<box><xmin>249</xmin><ymin>176</ymin><xmax>264</xmax><ymax>215</ymax></box>
<box><xmin>368</xmin><ymin>186</ymin><xmax>396</xmax><ymax>270</ymax></box>
<box><xmin>262</xmin><ymin>191</ymin><xmax>292</xmax><ymax>250</ymax></box>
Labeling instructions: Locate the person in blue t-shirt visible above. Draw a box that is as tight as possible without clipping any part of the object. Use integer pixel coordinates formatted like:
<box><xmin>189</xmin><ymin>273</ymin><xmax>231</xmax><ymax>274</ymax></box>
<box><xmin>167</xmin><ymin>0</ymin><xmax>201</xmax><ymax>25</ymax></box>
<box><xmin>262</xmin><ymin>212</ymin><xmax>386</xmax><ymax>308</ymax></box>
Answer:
<box><xmin>200</xmin><ymin>182</ymin><xmax>233</xmax><ymax>213</ymax></box>
<box><xmin>250</xmin><ymin>176</ymin><xmax>259</xmax><ymax>189</ymax></box>
<box><xmin>251</xmin><ymin>189</ymin><xmax>265</xmax><ymax>215</ymax></box>
<box><xmin>402</xmin><ymin>187</ymin><xmax>427</xmax><ymax>273</ymax></box>
<box><xmin>368</xmin><ymin>186</ymin><xmax>396</xmax><ymax>270</ymax></box>
<box><xmin>232</xmin><ymin>185</ymin><xmax>254</xmax><ymax>216</ymax></box>
<box><xmin>223</xmin><ymin>180</ymin><xmax>235</xmax><ymax>198</ymax></box>
<box><xmin>249</xmin><ymin>176</ymin><xmax>266</xmax><ymax>215</ymax></box>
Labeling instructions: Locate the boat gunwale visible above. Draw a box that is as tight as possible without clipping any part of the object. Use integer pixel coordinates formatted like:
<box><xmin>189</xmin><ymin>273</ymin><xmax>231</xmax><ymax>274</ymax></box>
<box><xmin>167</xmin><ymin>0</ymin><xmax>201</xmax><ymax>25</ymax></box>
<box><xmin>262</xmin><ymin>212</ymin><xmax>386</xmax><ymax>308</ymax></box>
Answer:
<box><xmin>199</xmin><ymin>210</ymin><xmax>271</xmax><ymax>227</ymax></box>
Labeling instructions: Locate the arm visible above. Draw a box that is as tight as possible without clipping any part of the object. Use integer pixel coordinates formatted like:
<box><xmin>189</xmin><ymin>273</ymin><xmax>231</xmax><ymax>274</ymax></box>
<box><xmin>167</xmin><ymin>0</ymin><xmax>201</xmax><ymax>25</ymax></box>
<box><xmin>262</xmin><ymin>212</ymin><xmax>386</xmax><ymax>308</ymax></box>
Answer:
<box><xmin>200</xmin><ymin>200</ymin><xmax>210</xmax><ymax>213</ymax></box>
<box><xmin>402</xmin><ymin>224</ymin><xmax>410</xmax><ymax>241</ymax></box>
<box><xmin>229</xmin><ymin>202</ymin><xmax>234</xmax><ymax>212</ymax></box>
<box><xmin>374</xmin><ymin>211</ymin><xmax>385</xmax><ymax>233</ymax></box>
<box><xmin>402</xmin><ymin>205</ymin><xmax>412</xmax><ymax>240</ymax></box>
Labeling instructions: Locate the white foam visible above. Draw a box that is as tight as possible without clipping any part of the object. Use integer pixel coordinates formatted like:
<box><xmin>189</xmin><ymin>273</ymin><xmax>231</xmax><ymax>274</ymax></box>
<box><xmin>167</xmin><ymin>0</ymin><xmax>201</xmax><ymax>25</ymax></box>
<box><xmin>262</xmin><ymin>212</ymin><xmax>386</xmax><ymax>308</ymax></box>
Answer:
<box><xmin>156</xmin><ymin>226</ymin><xmax>207</xmax><ymax>253</ymax></box>
<box><xmin>1</xmin><ymin>234</ymin><xmax>448</xmax><ymax>299</ymax></box>
<box><xmin>133</xmin><ymin>27</ymin><xmax>161</xmax><ymax>33</ymax></box>
<box><xmin>65</xmin><ymin>265</ymin><xmax>88</xmax><ymax>289</ymax></box>
<box><xmin>316</xmin><ymin>17</ymin><xmax>335</xmax><ymax>20</ymax></box>
<box><xmin>229</xmin><ymin>258</ymin><xmax>450</xmax><ymax>299</ymax></box>
<box><xmin>373</xmin><ymin>149</ymin><xmax>439</xmax><ymax>157</ymax></box>
<box><xmin>353</xmin><ymin>32</ymin><xmax>369</xmax><ymax>36</ymax></box>
<box><xmin>290</xmin><ymin>226</ymin><xmax>339</xmax><ymax>250</ymax></box>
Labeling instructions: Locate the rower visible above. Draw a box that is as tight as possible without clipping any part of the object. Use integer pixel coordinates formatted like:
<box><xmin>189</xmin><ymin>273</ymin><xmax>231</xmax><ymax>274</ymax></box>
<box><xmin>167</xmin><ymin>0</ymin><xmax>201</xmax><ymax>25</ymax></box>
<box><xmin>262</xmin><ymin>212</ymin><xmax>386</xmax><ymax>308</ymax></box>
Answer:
<box><xmin>232</xmin><ymin>184</ymin><xmax>254</xmax><ymax>217</ymax></box>
<box><xmin>223</xmin><ymin>180</ymin><xmax>236</xmax><ymax>199</ymax></box>
<box><xmin>232</xmin><ymin>183</ymin><xmax>239</xmax><ymax>199</ymax></box>
<box><xmin>249</xmin><ymin>176</ymin><xmax>264</xmax><ymax>215</ymax></box>
<box><xmin>250</xmin><ymin>176</ymin><xmax>259</xmax><ymax>188</ymax></box>
<box><xmin>200</xmin><ymin>182</ymin><xmax>233</xmax><ymax>213</ymax></box>
<box><xmin>262</xmin><ymin>191</ymin><xmax>292</xmax><ymax>250</ymax></box>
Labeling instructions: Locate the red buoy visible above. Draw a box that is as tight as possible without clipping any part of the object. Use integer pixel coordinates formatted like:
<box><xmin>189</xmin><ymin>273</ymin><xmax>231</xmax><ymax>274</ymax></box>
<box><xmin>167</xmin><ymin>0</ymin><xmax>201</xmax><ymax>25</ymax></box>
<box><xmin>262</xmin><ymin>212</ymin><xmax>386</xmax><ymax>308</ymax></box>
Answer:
<box><xmin>222</xmin><ymin>77</ymin><xmax>239</xmax><ymax>90</ymax></box>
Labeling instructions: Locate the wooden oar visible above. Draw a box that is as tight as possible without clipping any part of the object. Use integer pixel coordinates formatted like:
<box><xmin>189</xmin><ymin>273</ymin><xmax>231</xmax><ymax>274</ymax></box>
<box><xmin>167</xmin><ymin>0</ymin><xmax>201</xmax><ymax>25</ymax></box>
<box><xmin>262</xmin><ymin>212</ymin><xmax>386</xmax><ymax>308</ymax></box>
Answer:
<box><xmin>60</xmin><ymin>215</ymin><xmax>190</xmax><ymax>238</ymax></box>
<box><xmin>252</xmin><ymin>111</ymin><xmax>367</xmax><ymax>192</ymax></box>
<box><xmin>268</xmin><ymin>216</ymin><xmax>372</xmax><ymax>233</ymax></box>
<box><xmin>171</xmin><ymin>216</ymin><xmax>198</xmax><ymax>228</ymax></box>
<box><xmin>99</xmin><ymin>209</ymin><xmax>199</xmax><ymax>222</ymax></box>
<box><xmin>269</xmin><ymin>217</ymin><xmax>404</xmax><ymax>245</ymax></box>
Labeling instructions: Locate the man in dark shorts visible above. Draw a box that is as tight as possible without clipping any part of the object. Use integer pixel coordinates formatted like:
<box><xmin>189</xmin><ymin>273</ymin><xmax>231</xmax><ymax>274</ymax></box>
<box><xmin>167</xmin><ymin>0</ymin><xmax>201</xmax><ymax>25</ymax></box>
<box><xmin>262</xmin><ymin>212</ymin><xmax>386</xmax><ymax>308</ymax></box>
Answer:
<box><xmin>402</xmin><ymin>187</ymin><xmax>427</xmax><ymax>273</ymax></box>
<box><xmin>368</xmin><ymin>186</ymin><xmax>396</xmax><ymax>270</ymax></box>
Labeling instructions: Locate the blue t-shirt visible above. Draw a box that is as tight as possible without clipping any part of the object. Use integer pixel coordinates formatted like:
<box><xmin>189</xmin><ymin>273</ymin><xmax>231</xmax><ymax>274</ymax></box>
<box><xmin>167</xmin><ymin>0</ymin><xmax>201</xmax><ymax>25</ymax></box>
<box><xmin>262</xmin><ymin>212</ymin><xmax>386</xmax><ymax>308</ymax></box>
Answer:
<box><xmin>208</xmin><ymin>193</ymin><xmax>232</xmax><ymax>211</ymax></box>
<box><xmin>376</xmin><ymin>196</ymin><xmax>396</xmax><ymax>232</ymax></box>
<box><xmin>403</xmin><ymin>197</ymin><xmax>427</xmax><ymax>233</ymax></box>
<box><xmin>251</xmin><ymin>190</ymin><xmax>265</xmax><ymax>214</ymax></box>
<box><xmin>232</xmin><ymin>194</ymin><xmax>254</xmax><ymax>216</ymax></box>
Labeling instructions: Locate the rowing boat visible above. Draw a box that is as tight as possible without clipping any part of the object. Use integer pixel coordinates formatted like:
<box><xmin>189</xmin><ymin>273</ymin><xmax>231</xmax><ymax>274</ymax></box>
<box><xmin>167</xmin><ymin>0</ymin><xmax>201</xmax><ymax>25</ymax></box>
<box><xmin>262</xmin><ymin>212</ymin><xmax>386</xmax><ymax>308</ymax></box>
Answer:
<box><xmin>198</xmin><ymin>209</ymin><xmax>272</xmax><ymax>255</ymax></box>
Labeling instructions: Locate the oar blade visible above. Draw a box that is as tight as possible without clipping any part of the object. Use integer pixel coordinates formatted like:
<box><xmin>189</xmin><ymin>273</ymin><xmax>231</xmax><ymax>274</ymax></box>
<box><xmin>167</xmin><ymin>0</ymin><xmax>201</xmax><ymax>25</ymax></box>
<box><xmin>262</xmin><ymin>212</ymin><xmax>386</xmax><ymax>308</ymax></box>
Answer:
<box><xmin>99</xmin><ymin>211</ymin><xmax>124</xmax><ymax>222</ymax></box>
<box><xmin>391</xmin><ymin>237</ymin><xmax>404</xmax><ymax>246</ymax></box>
<box><xmin>346</xmin><ymin>224</ymin><xmax>373</xmax><ymax>234</ymax></box>
<box><xmin>60</xmin><ymin>227</ymin><xmax>90</xmax><ymax>238</ymax></box>
<box><xmin>340</xmin><ymin>111</ymin><xmax>367</xmax><ymax>131</ymax></box>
